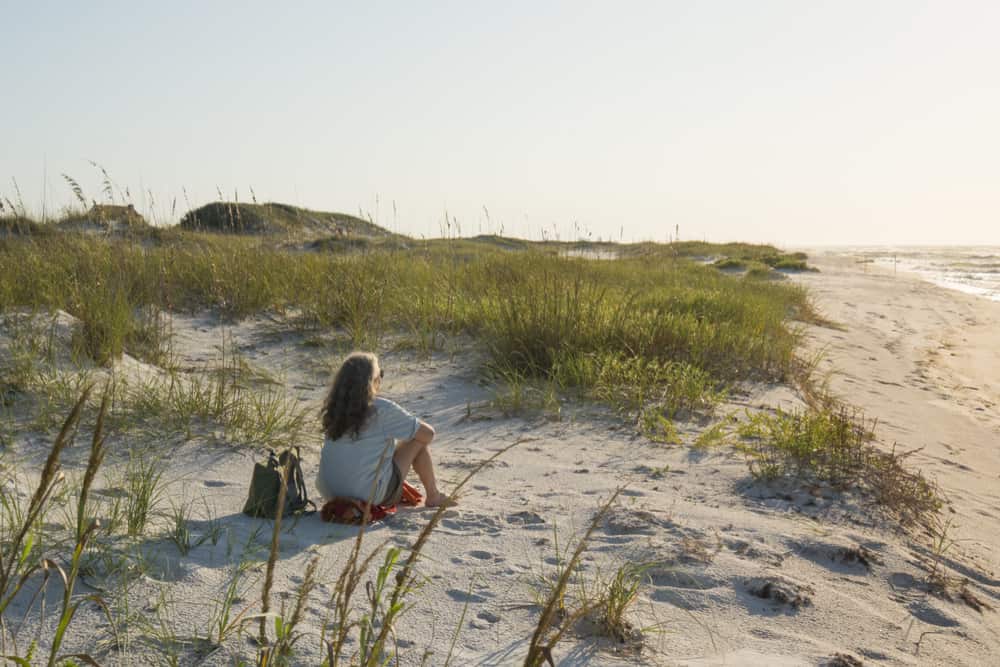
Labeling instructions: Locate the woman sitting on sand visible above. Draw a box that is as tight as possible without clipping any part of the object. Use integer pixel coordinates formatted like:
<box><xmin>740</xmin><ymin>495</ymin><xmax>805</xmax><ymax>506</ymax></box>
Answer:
<box><xmin>317</xmin><ymin>352</ymin><xmax>451</xmax><ymax>508</ymax></box>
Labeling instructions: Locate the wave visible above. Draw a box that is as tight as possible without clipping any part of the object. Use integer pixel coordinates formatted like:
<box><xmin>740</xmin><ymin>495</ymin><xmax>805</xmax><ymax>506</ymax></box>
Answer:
<box><xmin>867</xmin><ymin>248</ymin><xmax>1000</xmax><ymax>303</ymax></box>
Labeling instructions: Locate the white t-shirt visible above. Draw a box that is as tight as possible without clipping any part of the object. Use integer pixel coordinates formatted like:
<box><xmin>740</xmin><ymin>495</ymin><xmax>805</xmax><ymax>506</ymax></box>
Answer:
<box><xmin>316</xmin><ymin>397</ymin><xmax>420</xmax><ymax>502</ymax></box>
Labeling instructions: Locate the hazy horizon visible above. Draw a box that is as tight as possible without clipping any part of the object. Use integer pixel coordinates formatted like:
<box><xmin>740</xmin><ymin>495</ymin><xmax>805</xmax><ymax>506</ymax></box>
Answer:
<box><xmin>3</xmin><ymin>1</ymin><xmax>998</xmax><ymax>246</ymax></box>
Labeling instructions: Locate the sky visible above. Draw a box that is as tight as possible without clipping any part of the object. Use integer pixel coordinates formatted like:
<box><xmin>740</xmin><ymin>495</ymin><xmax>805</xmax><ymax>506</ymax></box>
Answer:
<box><xmin>2</xmin><ymin>1</ymin><xmax>998</xmax><ymax>245</ymax></box>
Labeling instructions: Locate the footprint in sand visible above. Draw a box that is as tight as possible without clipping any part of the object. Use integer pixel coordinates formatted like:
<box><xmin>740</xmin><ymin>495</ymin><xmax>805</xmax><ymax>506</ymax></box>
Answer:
<box><xmin>823</xmin><ymin>653</ymin><xmax>864</xmax><ymax>667</ymax></box>
<box><xmin>888</xmin><ymin>572</ymin><xmax>918</xmax><ymax>591</ymax></box>
<box><xmin>440</xmin><ymin>513</ymin><xmax>502</xmax><ymax>535</ymax></box>
<box><xmin>648</xmin><ymin>568</ymin><xmax>724</xmax><ymax>590</ymax></box>
<box><xmin>467</xmin><ymin>549</ymin><xmax>503</xmax><ymax>562</ymax></box>
<box><xmin>794</xmin><ymin>541</ymin><xmax>882</xmax><ymax>574</ymax></box>
<box><xmin>506</xmin><ymin>510</ymin><xmax>546</xmax><ymax>527</ymax></box>
<box><xmin>743</xmin><ymin>575</ymin><xmax>814</xmax><ymax>610</ymax></box>
<box><xmin>650</xmin><ymin>588</ymin><xmax>717</xmax><ymax>610</ymax></box>
<box><xmin>908</xmin><ymin>600</ymin><xmax>960</xmax><ymax>627</ymax></box>
<box><xmin>203</xmin><ymin>479</ymin><xmax>228</xmax><ymax>487</ymax></box>
<box><xmin>142</xmin><ymin>555</ymin><xmax>190</xmax><ymax>583</ymax></box>
<box><xmin>477</xmin><ymin>610</ymin><xmax>501</xmax><ymax>624</ymax></box>
<box><xmin>447</xmin><ymin>588</ymin><xmax>492</xmax><ymax>603</ymax></box>
<box><xmin>648</xmin><ymin>569</ymin><xmax>725</xmax><ymax>610</ymax></box>
<box><xmin>601</xmin><ymin>507</ymin><xmax>669</xmax><ymax>535</ymax></box>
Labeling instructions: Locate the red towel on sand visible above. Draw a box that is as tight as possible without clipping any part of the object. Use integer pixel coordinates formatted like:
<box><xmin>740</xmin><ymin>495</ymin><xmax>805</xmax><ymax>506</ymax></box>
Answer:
<box><xmin>320</xmin><ymin>482</ymin><xmax>423</xmax><ymax>524</ymax></box>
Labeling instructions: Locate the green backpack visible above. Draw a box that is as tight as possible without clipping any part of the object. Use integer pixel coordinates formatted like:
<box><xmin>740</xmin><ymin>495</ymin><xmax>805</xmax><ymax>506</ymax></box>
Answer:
<box><xmin>243</xmin><ymin>447</ymin><xmax>316</xmax><ymax>518</ymax></box>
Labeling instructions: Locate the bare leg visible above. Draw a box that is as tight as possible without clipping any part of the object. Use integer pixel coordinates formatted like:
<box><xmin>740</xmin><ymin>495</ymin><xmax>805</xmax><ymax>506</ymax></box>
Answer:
<box><xmin>393</xmin><ymin>439</ymin><xmax>453</xmax><ymax>507</ymax></box>
<box><xmin>410</xmin><ymin>447</ymin><xmax>440</xmax><ymax>501</ymax></box>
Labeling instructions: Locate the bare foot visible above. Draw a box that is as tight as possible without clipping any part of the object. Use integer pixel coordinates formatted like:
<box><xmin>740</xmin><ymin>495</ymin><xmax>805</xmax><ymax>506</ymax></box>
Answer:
<box><xmin>425</xmin><ymin>491</ymin><xmax>456</xmax><ymax>508</ymax></box>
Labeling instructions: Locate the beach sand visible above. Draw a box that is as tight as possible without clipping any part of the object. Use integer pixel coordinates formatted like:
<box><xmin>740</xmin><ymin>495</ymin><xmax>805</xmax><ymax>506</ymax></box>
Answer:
<box><xmin>4</xmin><ymin>252</ymin><xmax>999</xmax><ymax>665</ymax></box>
<box><xmin>796</xmin><ymin>252</ymin><xmax>1000</xmax><ymax>565</ymax></box>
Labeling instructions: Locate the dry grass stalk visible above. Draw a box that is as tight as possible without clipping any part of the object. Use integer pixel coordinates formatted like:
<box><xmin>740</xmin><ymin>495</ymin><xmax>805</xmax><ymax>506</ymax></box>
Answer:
<box><xmin>0</xmin><ymin>385</ymin><xmax>92</xmax><ymax>617</ymax></box>
<box><xmin>360</xmin><ymin>440</ymin><xmax>523</xmax><ymax>666</ymax></box>
<box><xmin>0</xmin><ymin>385</ymin><xmax>109</xmax><ymax>664</ymax></box>
<box><xmin>75</xmin><ymin>388</ymin><xmax>110</xmax><ymax>541</ymax></box>
<box><xmin>524</xmin><ymin>487</ymin><xmax>623</xmax><ymax>667</ymax></box>
<box><xmin>47</xmin><ymin>387</ymin><xmax>112</xmax><ymax>666</ymax></box>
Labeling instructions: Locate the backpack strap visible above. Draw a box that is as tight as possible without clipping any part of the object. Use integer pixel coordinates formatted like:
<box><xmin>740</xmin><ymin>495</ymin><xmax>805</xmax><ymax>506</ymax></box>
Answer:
<box><xmin>290</xmin><ymin>446</ymin><xmax>316</xmax><ymax>516</ymax></box>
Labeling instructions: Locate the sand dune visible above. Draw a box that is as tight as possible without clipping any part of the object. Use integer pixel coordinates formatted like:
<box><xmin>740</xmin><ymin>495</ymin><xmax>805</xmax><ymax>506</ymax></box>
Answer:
<box><xmin>2</xmin><ymin>252</ymin><xmax>998</xmax><ymax>665</ymax></box>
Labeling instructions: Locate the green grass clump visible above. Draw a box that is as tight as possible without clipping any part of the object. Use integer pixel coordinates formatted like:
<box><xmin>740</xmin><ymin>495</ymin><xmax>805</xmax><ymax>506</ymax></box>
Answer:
<box><xmin>120</xmin><ymin>447</ymin><xmax>167</xmax><ymax>537</ymax></box>
<box><xmin>694</xmin><ymin>420</ymin><xmax>730</xmax><ymax>448</ymax></box>
<box><xmin>745</xmin><ymin>265</ymin><xmax>776</xmax><ymax>280</ymax></box>
<box><xmin>739</xmin><ymin>406</ymin><xmax>875</xmax><ymax>482</ymax></box>
<box><xmin>591</xmin><ymin>562</ymin><xmax>651</xmax><ymax>644</ymax></box>
<box><xmin>713</xmin><ymin>257</ymin><xmax>746</xmax><ymax>270</ymax></box>
<box><xmin>765</xmin><ymin>256</ymin><xmax>812</xmax><ymax>271</ymax></box>
<box><xmin>558</xmin><ymin>353</ymin><xmax>722</xmax><ymax>417</ymax></box>
<box><xmin>116</xmin><ymin>351</ymin><xmax>309</xmax><ymax>448</ymax></box>
<box><xmin>738</xmin><ymin>405</ymin><xmax>940</xmax><ymax>524</ymax></box>
<box><xmin>710</xmin><ymin>250</ymin><xmax>814</xmax><ymax>274</ymax></box>
<box><xmin>70</xmin><ymin>280</ymin><xmax>134</xmax><ymax>365</ymax></box>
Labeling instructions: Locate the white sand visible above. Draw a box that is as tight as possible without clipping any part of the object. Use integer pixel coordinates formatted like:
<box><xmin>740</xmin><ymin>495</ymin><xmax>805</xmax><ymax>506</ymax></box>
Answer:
<box><xmin>3</xmin><ymin>253</ymin><xmax>999</xmax><ymax>665</ymax></box>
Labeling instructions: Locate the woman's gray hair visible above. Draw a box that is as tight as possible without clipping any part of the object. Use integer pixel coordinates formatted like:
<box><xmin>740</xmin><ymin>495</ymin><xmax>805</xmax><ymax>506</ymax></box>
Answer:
<box><xmin>321</xmin><ymin>351</ymin><xmax>378</xmax><ymax>441</ymax></box>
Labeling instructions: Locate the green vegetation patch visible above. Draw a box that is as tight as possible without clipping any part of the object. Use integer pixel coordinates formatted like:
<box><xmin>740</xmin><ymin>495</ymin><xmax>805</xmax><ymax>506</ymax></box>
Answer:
<box><xmin>0</xmin><ymin>234</ymin><xmax>813</xmax><ymax>431</ymax></box>
<box><xmin>738</xmin><ymin>405</ymin><xmax>940</xmax><ymax>525</ymax></box>
<box><xmin>713</xmin><ymin>257</ymin><xmax>747</xmax><ymax>270</ymax></box>
<box><xmin>700</xmin><ymin>246</ymin><xmax>816</xmax><ymax>274</ymax></box>
<box><xmin>0</xmin><ymin>215</ymin><xmax>47</xmax><ymax>237</ymax></box>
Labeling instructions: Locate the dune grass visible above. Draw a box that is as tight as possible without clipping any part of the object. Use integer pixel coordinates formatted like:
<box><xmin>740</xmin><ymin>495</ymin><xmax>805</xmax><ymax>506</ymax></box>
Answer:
<box><xmin>0</xmin><ymin>230</ymin><xmax>937</xmax><ymax>513</ymax></box>
<box><xmin>0</xmin><ymin>232</ymin><xmax>813</xmax><ymax>433</ymax></box>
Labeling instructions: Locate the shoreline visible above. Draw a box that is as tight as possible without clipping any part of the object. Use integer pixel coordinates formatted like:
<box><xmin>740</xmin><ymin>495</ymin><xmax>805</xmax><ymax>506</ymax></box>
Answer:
<box><xmin>797</xmin><ymin>245</ymin><xmax>1000</xmax><ymax>304</ymax></box>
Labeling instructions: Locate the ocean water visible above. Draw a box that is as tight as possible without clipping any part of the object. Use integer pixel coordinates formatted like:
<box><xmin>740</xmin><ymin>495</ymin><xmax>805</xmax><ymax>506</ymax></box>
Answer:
<box><xmin>859</xmin><ymin>247</ymin><xmax>1000</xmax><ymax>302</ymax></box>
